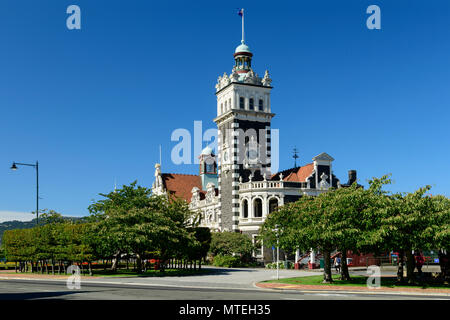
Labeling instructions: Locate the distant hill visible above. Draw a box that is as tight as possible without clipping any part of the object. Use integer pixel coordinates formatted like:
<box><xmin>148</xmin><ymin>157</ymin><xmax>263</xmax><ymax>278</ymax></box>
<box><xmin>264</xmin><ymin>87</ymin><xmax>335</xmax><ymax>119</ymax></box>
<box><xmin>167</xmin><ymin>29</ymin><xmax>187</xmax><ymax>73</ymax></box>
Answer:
<box><xmin>0</xmin><ymin>216</ymin><xmax>85</xmax><ymax>245</ymax></box>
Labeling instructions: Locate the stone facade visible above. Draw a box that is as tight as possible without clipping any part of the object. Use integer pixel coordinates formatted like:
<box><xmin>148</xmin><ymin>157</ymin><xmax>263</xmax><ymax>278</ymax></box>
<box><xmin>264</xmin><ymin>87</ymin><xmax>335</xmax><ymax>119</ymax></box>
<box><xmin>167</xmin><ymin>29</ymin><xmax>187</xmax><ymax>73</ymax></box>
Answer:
<box><xmin>151</xmin><ymin>39</ymin><xmax>357</xmax><ymax>264</ymax></box>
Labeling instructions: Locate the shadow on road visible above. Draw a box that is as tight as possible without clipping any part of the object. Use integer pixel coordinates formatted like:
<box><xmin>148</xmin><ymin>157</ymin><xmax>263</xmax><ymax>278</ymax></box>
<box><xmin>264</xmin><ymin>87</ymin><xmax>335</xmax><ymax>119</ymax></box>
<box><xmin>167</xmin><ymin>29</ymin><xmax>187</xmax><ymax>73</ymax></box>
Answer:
<box><xmin>0</xmin><ymin>290</ymin><xmax>92</xmax><ymax>300</ymax></box>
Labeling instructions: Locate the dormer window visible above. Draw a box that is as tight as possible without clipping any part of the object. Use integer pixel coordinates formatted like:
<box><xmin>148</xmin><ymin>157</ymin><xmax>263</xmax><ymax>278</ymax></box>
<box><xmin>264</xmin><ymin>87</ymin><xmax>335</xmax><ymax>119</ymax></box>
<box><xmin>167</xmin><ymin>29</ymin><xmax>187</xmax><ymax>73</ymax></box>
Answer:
<box><xmin>240</xmin><ymin>97</ymin><xmax>245</xmax><ymax>109</ymax></box>
<box><xmin>259</xmin><ymin>99</ymin><xmax>264</xmax><ymax>111</ymax></box>
<box><xmin>249</xmin><ymin>98</ymin><xmax>254</xmax><ymax>110</ymax></box>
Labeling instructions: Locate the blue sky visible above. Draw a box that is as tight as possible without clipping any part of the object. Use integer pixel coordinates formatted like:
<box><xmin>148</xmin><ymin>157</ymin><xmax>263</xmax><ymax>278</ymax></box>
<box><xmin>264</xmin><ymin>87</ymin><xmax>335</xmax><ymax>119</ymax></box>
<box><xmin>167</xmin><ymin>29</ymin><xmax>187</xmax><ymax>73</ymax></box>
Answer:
<box><xmin>0</xmin><ymin>0</ymin><xmax>449</xmax><ymax>220</ymax></box>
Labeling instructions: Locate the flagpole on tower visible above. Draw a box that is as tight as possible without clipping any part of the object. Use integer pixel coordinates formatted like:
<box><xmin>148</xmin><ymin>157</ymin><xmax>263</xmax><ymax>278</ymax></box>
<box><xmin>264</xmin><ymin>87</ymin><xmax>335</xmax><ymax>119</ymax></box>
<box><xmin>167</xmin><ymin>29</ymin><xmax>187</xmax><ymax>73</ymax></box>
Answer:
<box><xmin>242</xmin><ymin>8</ymin><xmax>245</xmax><ymax>43</ymax></box>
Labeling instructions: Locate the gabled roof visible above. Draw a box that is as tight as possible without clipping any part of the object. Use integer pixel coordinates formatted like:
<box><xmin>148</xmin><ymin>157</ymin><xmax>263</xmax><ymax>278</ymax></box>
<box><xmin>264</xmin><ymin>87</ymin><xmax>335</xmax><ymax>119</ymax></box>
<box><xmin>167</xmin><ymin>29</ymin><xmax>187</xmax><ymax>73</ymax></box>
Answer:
<box><xmin>161</xmin><ymin>173</ymin><xmax>202</xmax><ymax>203</ymax></box>
<box><xmin>271</xmin><ymin>163</ymin><xmax>314</xmax><ymax>182</ymax></box>
<box><xmin>312</xmin><ymin>152</ymin><xmax>335</xmax><ymax>162</ymax></box>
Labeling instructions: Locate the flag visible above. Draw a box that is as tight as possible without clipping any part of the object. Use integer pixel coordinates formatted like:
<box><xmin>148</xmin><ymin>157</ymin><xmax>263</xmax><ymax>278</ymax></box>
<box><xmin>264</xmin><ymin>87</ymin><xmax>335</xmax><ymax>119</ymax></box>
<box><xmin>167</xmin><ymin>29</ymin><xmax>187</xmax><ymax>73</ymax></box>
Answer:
<box><xmin>238</xmin><ymin>8</ymin><xmax>244</xmax><ymax>17</ymax></box>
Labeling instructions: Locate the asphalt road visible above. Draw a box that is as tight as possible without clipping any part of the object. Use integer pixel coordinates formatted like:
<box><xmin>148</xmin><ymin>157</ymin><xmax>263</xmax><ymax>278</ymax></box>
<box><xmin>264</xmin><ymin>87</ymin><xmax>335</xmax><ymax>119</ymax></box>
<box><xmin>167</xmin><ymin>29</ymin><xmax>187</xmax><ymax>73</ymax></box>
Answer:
<box><xmin>0</xmin><ymin>279</ymin><xmax>448</xmax><ymax>300</ymax></box>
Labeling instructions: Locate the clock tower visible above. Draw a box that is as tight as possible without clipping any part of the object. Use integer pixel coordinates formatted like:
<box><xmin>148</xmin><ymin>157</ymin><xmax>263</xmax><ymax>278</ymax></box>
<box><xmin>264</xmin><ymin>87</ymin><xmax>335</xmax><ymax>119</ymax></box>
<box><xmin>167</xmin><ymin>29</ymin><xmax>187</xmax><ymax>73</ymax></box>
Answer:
<box><xmin>214</xmin><ymin>40</ymin><xmax>274</xmax><ymax>231</ymax></box>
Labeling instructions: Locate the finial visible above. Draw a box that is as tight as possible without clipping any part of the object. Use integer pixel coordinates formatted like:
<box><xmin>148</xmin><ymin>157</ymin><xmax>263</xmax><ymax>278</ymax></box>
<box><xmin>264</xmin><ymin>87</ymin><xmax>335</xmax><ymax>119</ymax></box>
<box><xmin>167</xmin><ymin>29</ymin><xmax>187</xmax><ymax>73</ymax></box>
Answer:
<box><xmin>293</xmin><ymin>147</ymin><xmax>299</xmax><ymax>167</ymax></box>
<box><xmin>279</xmin><ymin>173</ymin><xmax>284</xmax><ymax>182</ymax></box>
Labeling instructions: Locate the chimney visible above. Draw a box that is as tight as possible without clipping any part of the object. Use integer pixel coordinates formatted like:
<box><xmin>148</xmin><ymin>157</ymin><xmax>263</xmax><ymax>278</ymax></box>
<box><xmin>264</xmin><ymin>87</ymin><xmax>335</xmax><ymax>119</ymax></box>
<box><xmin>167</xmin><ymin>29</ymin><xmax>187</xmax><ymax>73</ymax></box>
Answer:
<box><xmin>347</xmin><ymin>170</ymin><xmax>357</xmax><ymax>185</ymax></box>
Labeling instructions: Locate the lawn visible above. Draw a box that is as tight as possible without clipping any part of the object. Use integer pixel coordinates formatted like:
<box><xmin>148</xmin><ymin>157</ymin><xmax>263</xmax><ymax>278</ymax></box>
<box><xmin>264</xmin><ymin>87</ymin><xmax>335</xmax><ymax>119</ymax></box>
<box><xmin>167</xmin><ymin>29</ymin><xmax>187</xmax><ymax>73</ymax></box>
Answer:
<box><xmin>263</xmin><ymin>274</ymin><xmax>450</xmax><ymax>290</ymax></box>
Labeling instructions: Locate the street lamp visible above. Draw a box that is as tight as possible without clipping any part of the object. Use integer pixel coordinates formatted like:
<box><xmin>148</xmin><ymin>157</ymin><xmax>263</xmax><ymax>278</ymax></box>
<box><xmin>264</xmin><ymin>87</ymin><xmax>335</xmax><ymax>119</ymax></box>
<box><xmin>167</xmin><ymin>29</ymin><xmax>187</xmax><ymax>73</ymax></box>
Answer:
<box><xmin>274</xmin><ymin>225</ymin><xmax>280</xmax><ymax>280</ymax></box>
<box><xmin>10</xmin><ymin>161</ymin><xmax>39</xmax><ymax>225</ymax></box>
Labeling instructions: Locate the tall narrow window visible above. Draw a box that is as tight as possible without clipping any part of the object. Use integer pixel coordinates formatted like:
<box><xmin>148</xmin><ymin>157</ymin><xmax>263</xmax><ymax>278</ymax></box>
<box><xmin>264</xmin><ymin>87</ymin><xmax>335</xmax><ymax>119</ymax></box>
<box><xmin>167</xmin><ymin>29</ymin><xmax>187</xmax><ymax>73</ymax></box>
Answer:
<box><xmin>269</xmin><ymin>198</ymin><xmax>278</xmax><ymax>213</ymax></box>
<box><xmin>249</xmin><ymin>98</ymin><xmax>254</xmax><ymax>110</ymax></box>
<box><xmin>254</xmin><ymin>198</ymin><xmax>262</xmax><ymax>217</ymax></box>
<box><xmin>220</xmin><ymin>103</ymin><xmax>223</xmax><ymax>113</ymax></box>
<box><xmin>239</xmin><ymin>97</ymin><xmax>245</xmax><ymax>109</ymax></box>
<box><xmin>225</xmin><ymin>100</ymin><xmax>227</xmax><ymax>110</ymax></box>
<box><xmin>259</xmin><ymin>99</ymin><xmax>264</xmax><ymax>111</ymax></box>
<box><xmin>229</xmin><ymin>98</ymin><xmax>232</xmax><ymax>109</ymax></box>
<box><xmin>242</xmin><ymin>199</ymin><xmax>248</xmax><ymax>218</ymax></box>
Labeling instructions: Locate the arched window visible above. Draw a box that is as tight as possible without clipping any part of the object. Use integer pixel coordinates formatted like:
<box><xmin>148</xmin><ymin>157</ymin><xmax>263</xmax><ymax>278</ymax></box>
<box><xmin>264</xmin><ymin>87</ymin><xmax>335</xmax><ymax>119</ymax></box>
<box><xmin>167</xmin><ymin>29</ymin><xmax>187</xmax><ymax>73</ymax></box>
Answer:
<box><xmin>220</xmin><ymin>103</ymin><xmax>223</xmax><ymax>113</ymax></box>
<box><xmin>249</xmin><ymin>98</ymin><xmax>254</xmax><ymax>110</ymax></box>
<box><xmin>242</xmin><ymin>199</ymin><xmax>248</xmax><ymax>218</ymax></box>
<box><xmin>269</xmin><ymin>198</ymin><xmax>278</xmax><ymax>214</ymax></box>
<box><xmin>254</xmin><ymin>198</ymin><xmax>263</xmax><ymax>218</ymax></box>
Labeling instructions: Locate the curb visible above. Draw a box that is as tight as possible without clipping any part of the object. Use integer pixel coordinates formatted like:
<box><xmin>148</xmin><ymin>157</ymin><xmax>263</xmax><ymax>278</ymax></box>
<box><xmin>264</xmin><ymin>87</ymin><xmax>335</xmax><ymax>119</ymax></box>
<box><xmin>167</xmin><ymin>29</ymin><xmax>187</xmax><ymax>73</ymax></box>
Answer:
<box><xmin>254</xmin><ymin>282</ymin><xmax>450</xmax><ymax>297</ymax></box>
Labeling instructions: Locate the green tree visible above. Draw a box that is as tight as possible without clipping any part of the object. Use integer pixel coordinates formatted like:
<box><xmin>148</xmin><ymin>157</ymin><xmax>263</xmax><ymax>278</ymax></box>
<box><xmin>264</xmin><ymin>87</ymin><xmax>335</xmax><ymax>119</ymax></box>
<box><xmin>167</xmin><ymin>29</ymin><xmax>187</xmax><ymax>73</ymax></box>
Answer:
<box><xmin>91</xmin><ymin>182</ymin><xmax>197</xmax><ymax>273</ymax></box>
<box><xmin>88</xmin><ymin>181</ymin><xmax>155</xmax><ymax>271</ymax></box>
<box><xmin>209</xmin><ymin>231</ymin><xmax>254</xmax><ymax>260</ymax></box>
<box><xmin>260</xmin><ymin>175</ymin><xmax>393</xmax><ymax>283</ymax></box>
<box><xmin>377</xmin><ymin>187</ymin><xmax>450</xmax><ymax>283</ymax></box>
<box><xmin>185</xmin><ymin>227</ymin><xmax>212</xmax><ymax>269</ymax></box>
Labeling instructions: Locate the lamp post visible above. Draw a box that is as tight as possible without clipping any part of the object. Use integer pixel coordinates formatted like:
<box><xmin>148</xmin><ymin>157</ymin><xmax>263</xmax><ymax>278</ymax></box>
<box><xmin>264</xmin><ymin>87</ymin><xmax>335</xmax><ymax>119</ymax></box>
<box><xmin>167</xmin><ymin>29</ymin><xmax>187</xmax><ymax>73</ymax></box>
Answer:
<box><xmin>274</xmin><ymin>225</ymin><xmax>279</xmax><ymax>280</ymax></box>
<box><xmin>10</xmin><ymin>161</ymin><xmax>39</xmax><ymax>225</ymax></box>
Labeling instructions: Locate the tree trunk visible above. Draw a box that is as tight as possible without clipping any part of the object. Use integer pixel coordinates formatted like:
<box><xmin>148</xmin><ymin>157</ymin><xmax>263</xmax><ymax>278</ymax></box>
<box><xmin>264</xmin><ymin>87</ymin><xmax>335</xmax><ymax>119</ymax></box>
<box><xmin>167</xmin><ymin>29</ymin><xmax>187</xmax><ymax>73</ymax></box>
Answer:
<box><xmin>406</xmin><ymin>250</ymin><xmax>415</xmax><ymax>283</ymax></box>
<box><xmin>438</xmin><ymin>250</ymin><xmax>449</xmax><ymax>281</ymax></box>
<box><xmin>111</xmin><ymin>251</ymin><xmax>120</xmax><ymax>272</ymax></box>
<box><xmin>396</xmin><ymin>250</ymin><xmax>405</xmax><ymax>283</ymax></box>
<box><xmin>88</xmin><ymin>262</ymin><xmax>92</xmax><ymax>276</ymax></box>
<box><xmin>340</xmin><ymin>250</ymin><xmax>351</xmax><ymax>281</ymax></box>
<box><xmin>136</xmin><ymin>254</ymin><xmax>142</xmax><ymax>274</ymax></box>
<box><xmin>322</xmin><ymin>249</ymin><xmax>333</xmax><ymax>283</ymax></box>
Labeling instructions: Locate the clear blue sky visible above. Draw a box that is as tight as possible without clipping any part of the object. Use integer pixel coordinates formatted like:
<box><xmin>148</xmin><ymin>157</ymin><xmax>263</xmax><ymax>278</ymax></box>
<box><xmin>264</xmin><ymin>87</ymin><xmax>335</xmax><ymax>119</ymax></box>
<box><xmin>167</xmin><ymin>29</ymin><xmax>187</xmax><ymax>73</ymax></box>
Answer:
<box><xmin>1</xmin><ymin>0</ymin><xmax>449</xmax><ymax>220</ymax></box>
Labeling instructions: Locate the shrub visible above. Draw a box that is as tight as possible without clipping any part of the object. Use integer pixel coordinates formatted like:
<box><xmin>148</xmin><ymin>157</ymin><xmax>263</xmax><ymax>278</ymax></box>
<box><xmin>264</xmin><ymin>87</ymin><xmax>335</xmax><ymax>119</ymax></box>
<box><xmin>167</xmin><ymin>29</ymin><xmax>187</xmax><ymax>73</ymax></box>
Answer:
<box><xmin>212</xmin><ymin>255</ymin><xmax>243</xmax><ymax>268</ymax></box>
<box><xmin>209</xmin><ymin>232</ymin><xmax>254</xmax><ymax>259</ymax></box>
<box><xmin>265</xmin><ymin>261</ymin><xmax>294</xmax><ymax>269</ymax></box>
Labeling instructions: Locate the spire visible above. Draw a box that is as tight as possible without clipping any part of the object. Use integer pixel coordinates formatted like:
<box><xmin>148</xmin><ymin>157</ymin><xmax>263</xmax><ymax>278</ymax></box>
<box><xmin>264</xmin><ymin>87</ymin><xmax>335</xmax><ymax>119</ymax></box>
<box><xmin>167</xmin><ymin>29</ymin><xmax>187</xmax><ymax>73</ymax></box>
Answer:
<box><xmin>234</xmin><ymin>9</ymin><xmax>253</xmax><ymax>74</ymax></box>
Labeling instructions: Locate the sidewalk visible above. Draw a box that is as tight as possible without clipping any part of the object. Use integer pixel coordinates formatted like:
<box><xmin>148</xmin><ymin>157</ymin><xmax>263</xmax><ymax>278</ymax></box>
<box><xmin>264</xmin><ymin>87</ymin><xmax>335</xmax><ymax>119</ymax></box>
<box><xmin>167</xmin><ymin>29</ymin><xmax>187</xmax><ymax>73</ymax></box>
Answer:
<box><xmin>0</xmin><ymin>270</ymin><xmax>97</xmax><ymax>280</ymax></box>
<box><xmin>256</xmin><ymin>282</ymin><xmax>450</xmax><ymax>296</ymax></box>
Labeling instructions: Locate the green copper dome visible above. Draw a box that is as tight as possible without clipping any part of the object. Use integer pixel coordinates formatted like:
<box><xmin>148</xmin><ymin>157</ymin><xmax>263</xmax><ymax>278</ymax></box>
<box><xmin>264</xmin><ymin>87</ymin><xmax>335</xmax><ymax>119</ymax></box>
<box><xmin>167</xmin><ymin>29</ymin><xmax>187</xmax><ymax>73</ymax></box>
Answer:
<box><xmin>235</xmin><ymin>42</ymin><xmax>251</xmax><ymax>54</ymax></box>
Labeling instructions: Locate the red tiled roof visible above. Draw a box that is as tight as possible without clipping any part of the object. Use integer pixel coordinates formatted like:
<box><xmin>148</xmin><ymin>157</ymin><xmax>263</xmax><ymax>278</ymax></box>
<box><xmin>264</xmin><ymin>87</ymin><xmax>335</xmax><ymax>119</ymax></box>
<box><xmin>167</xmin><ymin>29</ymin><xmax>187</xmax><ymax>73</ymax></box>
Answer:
<box><xmin>271</xmin><ymin>163</ymin><xmax>314</xmax><ymax>182</ymax></box>
<box><xmin>161</xmin><ymin>173</ymin><xmax>201</xmax><ymax>203</ymax></box>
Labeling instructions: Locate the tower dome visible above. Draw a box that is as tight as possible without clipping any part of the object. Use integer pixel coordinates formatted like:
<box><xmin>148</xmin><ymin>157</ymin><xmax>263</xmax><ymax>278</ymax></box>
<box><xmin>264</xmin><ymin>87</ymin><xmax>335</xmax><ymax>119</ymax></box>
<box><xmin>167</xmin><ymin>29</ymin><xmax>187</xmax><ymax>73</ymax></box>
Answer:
<box><xmin>235</xmin><ymin>42</ymin><xmax>252</xmax><ymax>55</ymax></box>
<box><xmin>234</xmin><ymin>41</ymin><xmax>253</xmax><ymax>74</ymax></box>
<box><xmin>201</xmin><ymin>146</ymin><xmax>213</xmax><ymax>156</ymax></box>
